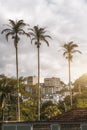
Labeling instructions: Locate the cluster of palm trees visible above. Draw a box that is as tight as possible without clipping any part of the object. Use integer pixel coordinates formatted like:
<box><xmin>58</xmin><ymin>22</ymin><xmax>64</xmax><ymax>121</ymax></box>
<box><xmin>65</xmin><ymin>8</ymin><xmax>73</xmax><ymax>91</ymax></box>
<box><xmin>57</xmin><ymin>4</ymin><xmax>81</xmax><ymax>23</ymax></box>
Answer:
<box><xmin>1</xmin><ymin>19</ymin><xmax>51</xmax><ymax>121</ymax></box>
<box><xmin>1</xmin><ymin>19</ymin><xmax>81</xmax><ymax>121</ymax></box>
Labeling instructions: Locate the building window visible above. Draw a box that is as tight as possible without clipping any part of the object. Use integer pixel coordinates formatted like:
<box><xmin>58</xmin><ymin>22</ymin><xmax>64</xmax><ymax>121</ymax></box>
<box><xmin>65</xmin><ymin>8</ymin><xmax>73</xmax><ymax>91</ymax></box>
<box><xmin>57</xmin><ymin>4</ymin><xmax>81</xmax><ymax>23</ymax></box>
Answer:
<box><xmin>82</xmin><ymin>125</ymin><xmax>87</xmax><ymax>130</ymax></box>
<box><xmin>61</xmin><ymin>124</ymin><xmax>80</xmax><ymax>130</ymax></box>
<box><xmin>51</xmin><ymin>124</ymin><xmax>59</xmax><ymax>130</ymax></box>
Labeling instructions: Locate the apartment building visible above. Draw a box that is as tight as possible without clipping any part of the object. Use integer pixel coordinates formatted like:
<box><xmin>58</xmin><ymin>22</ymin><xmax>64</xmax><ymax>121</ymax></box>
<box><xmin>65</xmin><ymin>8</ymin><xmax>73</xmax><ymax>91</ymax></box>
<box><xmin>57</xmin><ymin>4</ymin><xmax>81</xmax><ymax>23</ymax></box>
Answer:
<box><xmin>26</xmin><ymin>76</ymin><xmax>38</xmax><ymax>85</ymax></box>
<box><xmin>24</xmin><ymin>76</ymin><xmax>65</xmax><ymax>103</ymax></box>
<box><xmin>24</xmin><ymin>76</ymin><xmax>38</xmax><ymax>93</ymax></box>
<box><xmin>44</xmin><ymin>77</ymin><xmax>62</xmax><ymax>94</ymax></box>
<box><xmin>42</xmin><ymin>77</ymin><xmax>64</xmax><ymax>103</ymax></box>
<box><xmin>44</xmin><ymin>77</ymin><xmax>60</xmax><ymax>86</ymax></box>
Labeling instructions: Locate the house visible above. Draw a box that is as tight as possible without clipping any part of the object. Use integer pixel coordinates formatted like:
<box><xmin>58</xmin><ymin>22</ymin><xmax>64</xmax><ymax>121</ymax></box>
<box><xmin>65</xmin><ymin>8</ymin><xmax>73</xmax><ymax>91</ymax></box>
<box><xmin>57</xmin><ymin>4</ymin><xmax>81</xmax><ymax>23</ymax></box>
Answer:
<box><xmin>50</xmin><ymin>108</ymin><xmax>87</xmax><ymax>130</ymax></box>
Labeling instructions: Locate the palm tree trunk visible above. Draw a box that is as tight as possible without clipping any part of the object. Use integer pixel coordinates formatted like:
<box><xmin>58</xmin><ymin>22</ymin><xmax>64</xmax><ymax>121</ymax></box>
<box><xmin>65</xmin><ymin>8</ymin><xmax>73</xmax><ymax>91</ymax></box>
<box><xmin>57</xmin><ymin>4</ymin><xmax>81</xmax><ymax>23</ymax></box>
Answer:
<box><xmin>37</xmin><ymin>47</ymin><xmax>40</xmax><ymax>121</ymax></box>
<box><xmin>2</xmin><ymin>109</ymin><xmax>4</xmax><ymax>120</ymax></box>
<box><xmin>68</xmin><ymin>59</ymin><xmax>72</xmax><ymax>106</ymax></box>
<box><xmin>15</xmin><ymin>45</ymin><xmax>20</xmax><ymax>121</ymax></box>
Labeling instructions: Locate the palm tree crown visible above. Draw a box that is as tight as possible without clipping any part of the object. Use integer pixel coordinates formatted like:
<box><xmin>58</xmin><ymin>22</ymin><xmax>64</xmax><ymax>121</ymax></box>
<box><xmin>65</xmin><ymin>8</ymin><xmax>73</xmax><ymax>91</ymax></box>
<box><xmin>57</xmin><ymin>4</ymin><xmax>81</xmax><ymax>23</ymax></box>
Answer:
<box><xmin>63</xmin><ymin>41</ymin><xmax>81</xmax><ymax>61</ymax></box>
<box><xmin>1</xmin><ymin>19</ymin><xmax>28</xmax><ymax>48</ymax></box>
<box><xmin>29</xmin><ymin>25</ymin><xmax>51</xmax><ymax>48</ymax></box>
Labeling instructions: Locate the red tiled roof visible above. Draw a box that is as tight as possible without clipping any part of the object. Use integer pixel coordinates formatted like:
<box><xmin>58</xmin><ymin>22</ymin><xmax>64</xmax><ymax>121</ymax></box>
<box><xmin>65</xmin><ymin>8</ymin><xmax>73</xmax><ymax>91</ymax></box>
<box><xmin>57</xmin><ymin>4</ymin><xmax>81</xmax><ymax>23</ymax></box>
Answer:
<box><xmin>50</xmin><ymin>108</ymin><xmax>87</xmax><ymax>122</ymax></box>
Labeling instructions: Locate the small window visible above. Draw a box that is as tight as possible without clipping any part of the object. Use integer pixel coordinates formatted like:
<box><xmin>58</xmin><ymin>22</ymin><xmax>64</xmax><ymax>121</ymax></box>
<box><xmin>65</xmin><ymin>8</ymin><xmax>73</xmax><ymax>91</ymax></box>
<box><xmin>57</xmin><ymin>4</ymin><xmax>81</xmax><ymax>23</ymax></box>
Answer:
<box><xmin>82</xmin><ymin>125</ymin><xmax>87</xmax><ymax>130</ymax></box>
<box><xmin>3</xmin><ymin>126</ymin><xmax>16</xmax><ymax>130</ymax></box>
<box><xmin>17</xmin><ymin>125</ymin><xmax>31</xmax><ymax>130</ymax></box>
<box><xmin>51</xmin><ymin>124</ymin><xmax>59</xmax><ymax>130</ymax></box>
<box><xmin>61</xmin><ymin>124</ymin><xmax>80</xmax><ymax>130</ymax></box>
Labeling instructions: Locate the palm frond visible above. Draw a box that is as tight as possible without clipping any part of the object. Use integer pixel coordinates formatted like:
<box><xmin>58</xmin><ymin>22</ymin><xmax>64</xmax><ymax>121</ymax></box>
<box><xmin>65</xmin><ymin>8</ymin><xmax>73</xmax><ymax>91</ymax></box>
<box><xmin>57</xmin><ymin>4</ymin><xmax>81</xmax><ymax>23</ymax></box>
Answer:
<box><xmin>5</xmin><ymin>32</ymin><xmax>14</xmax><ymax>41</ymax></box>
<box><xmin>72</xmin><ymin>50</ymin><xmax>82</xmax><ymax>54</ymax></box>
<box><xmin>28</xmin><ymin>28</ymin><xmax>34</xmax><ymax>31</ymax></box>
<box><xmin>63</xmin><ymin>51</ymin><xmax>68</xmax><ymax>56</ymax></box>
<box><xmin>1</xmin><ymin>28</ymin><xmax>12</xmax><ymax>34</ymax></box>
<box><xmin>31</xmin><ymin>38</ymin><xmax>36</xmax><ymax>44</ymax></box>
<box><xmin>44</xmin><ymin>35</ymin><xmax>52</xmax><ymax>39</ymax></box>
<box><xmin>40</xmin><ymin>37</ymin><xmax>49</xmax><ymax>46</ymax></box>
<box><xmin>29</xmin><ymin>32</ymin><xmax>36</xmax><ymax>37</ymax></box>
<box><xmin>9</xmin><ymin>19</ymin><xmax>16</xmax><ymax>27</ymax></box>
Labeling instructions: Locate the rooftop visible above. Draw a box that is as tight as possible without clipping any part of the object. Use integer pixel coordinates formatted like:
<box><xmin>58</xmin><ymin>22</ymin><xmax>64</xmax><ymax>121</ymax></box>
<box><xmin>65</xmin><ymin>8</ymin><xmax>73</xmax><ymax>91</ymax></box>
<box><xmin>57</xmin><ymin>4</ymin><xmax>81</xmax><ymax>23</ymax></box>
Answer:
<box><xmin>50</xmin><ymin>108</ymin><xmax>87</xmax><ymax>122</ymax></box>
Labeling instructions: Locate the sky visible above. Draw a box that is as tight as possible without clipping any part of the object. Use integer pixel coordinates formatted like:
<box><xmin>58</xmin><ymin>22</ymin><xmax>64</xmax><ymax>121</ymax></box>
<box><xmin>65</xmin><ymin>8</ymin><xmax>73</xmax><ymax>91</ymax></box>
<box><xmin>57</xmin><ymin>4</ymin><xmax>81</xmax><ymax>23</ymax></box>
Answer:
<box><xmin>0</xmin><ymin>0</ymin><xmax>87</xmax><ymax>84</ymax></box>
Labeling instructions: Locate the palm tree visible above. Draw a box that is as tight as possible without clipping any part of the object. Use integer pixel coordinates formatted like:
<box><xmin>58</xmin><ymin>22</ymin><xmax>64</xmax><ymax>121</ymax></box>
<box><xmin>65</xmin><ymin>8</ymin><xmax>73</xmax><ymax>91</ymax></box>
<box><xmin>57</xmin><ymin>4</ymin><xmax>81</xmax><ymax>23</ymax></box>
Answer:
<box><xmin>1</xmin><ymin>19</ymin><xmax>28</xmax><ymax>121</ymax></box>
<box><xmin>29</xmin><ymin>25</ymin><xmax>51</xmax><ymax>120</ymax></box>
<box><xmin>63</xmin><ymin>41</ymin><xmax>81</xmax><ymax>106</ymax></box>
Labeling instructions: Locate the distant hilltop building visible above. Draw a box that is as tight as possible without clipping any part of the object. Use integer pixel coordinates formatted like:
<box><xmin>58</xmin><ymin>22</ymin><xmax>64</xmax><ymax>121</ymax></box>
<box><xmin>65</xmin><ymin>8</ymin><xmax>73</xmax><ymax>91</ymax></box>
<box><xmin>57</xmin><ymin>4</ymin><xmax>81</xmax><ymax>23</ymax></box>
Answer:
<box><xmin>44</xmin><ymin>77</ymin><xmax>60</xmax><ymax>87</ymax></box>
<box><xmin>24</xmin><ymin>76</ymin><xmax>38</xmax><ymax>94</ymax></box>
<box><xmin>24</xmin><ymin>76</ymin><xmax>66</xmax><ymax>103</ymax></box>
<box><xmin>25</xmin><ymin>76</ymin><xmax>38</xmax><ymax>85</ymax></box>
<box><xmin>42</xmin><ymin>77</ymin><xmax>65</xmax><ymax>103</ymax></box>
<box><xmin>44</xmin><ymin>77</ymin><xmax>62</xmax><ymax>94</ymax></box>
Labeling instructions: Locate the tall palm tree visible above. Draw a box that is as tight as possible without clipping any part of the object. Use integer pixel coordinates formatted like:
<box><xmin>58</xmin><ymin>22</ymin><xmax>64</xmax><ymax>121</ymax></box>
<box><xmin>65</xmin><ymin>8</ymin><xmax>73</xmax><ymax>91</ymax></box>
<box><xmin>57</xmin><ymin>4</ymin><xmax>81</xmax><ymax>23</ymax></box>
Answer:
<box><xmin>29</xmin><ymin>25</ymin><xmax>51</xmax><ymax>120</ymax></box>
<box><xmin>1</xmin><ymin>19</ymin><xmax>28</xmax><ymax>121</ymax></box>
<box><xmin>63</xmin><ymin>41</ymin><xmax>81</xmax><ymax>106</ymax></box>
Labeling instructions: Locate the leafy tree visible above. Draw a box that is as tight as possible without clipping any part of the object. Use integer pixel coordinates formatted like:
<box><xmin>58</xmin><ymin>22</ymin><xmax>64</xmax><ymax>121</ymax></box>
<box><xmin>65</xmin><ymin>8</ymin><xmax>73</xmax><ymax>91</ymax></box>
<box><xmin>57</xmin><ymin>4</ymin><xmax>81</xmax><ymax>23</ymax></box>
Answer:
<box><xmin>72</xmin><ymin>92</ymin><xmax>87</xmax><ymax>108</ymax></box>
<box><xmin>28</xmin><ymin>25</ymin><xmax>51</xmax><ymax>120</ymax></box>
<box><xmin>0</xmin><ymin>74</ymin><xmax>42</xmax><ymax>121</ymax></box>
<box><xmin>44</xmin><ymin>105</ymin><xmax>61</xmax><ymax>119</ymax></box>
<box><xmin>58</xmin><ymin>90</ymin><xmax>87</xmax><ymax>112</ymax></box>
<box><xmin>0</xmin><ymin>74</ymin><xmax>17</xmax><ymax>120</ymax></box>
<box><xmin>20</xmin><ymin>82</ymin><xmax>39</xmax><ymax>120</ymax></box>
<box><xmin>41</xmin><ymin>101</ymin><xmax>61</xmax><ymax>120</ymax></box>
<box><xmin>21</xmin><ymin>99</ymin><xmax>37</xmax><ymax>121</ymax></box>
<box><xmin>74</xmin><ymin>73</ymin><xmax>87</xmax><ymax>93</ymax></box>
<box><xmin>1</xmin><ymin>19</ymin><xmax>28</xmax><ymax>121</ymax></box>
<box><xmin>62</xmin><ymin>41</ymin><xmax>81</xmax><ymax>106</ymax></box>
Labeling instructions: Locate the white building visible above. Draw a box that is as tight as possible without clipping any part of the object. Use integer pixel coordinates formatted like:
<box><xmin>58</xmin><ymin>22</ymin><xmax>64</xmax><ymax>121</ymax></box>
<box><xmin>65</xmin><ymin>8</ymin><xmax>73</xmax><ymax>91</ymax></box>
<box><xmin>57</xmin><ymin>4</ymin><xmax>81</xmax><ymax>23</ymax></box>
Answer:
<box><xmin>44</xmin><ymin>77</ymin><xmax>60</xmax><ymax>87</ymax></box>
<box><xmin>24</xmin><ymin>76</ymin><xmax>38</xmax><ymax>93</ymax></box>
<box><xmin>44</xmin><ymin>77</ymin><xmax>62</xmax><ymax>94</ymax></box>
<box><xmin>26</xmin><ymin>76</ymin><xmax>38</xmax><ymax>85</ymax></box>
<box><xmin>42</xmin><ymin>77</ymin><xmax>65</xmax><ymax>103</ymax></box>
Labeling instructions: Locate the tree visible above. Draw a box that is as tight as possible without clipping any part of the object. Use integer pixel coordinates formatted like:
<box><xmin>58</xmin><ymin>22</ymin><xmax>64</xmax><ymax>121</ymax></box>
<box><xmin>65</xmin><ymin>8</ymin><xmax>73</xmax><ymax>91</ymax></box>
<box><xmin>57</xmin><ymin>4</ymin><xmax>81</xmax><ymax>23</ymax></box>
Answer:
<box><xmin>0</xmin><ymin>74</ymin><xmax>17</xmax><ymax>120</ymax></box>
<box><xmin>74</xmin><ymin>73</ymin><xmax>87</xmax><ymax>93</ymax></box>
<box><xmin>1</xmin><ymin>19</ymin><xmax>28</xmax><ymax>121</ymax></box>
<box><xmin>20</xmin><ymin>84</ymin><xmax>39</xmax><ymax>120</ymax></box>
<box><xmin>63</xmin><ymin>41</ymin><xmax>81</xmax><ymax>106</ymax></box>
<box><xmin>29</xmin><ymin>25</ymin><xmax>51</xmax><ymax>120</ymax></box>
<box><xmin>41</xmin><ymin>101</ymin><xmax>61</xmax><ymax>120</ymax></box>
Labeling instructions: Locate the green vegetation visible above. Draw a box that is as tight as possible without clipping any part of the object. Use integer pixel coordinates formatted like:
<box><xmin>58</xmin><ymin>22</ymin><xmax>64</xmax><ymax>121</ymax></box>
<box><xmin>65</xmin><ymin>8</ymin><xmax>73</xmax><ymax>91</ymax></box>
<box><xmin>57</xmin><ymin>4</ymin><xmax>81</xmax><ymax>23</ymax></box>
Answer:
<box><xmin>41</xmin><ymin>101</ymin><xmax>61</xmax><ymax>120</ymax></box>
<box><xmin>0</xmin><ymin>74</ymin><xmax>17</xmax><ymax>120</ymax></box>
<box><xmin>0</xmin><ymin>73</ymin><xmax>87</xmax><ymax>120</ymax></box>
<box><xmin>0</xmin><ymin>74</ymin><xmax>38</xmax><ymax>121</ymax></box>
<box><xmin>1</xmin><ymin>19</ymin><xmax>87</xmax><ymax>122</ymax></box>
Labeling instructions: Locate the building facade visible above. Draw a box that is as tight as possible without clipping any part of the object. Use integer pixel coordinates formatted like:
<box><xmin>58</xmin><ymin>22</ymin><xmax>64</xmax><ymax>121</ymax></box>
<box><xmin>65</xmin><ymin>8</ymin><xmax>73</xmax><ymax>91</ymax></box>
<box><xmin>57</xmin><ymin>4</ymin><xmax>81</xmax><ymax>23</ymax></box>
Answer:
<box><xmin>24</xmin><ymin>76</ymin><xmax>38</xmax><ymax>94</ymax></box>
<box><xmin>26</xmin><ymin>76</ymin><xmax>38</xmax><ymax>85</ymax></box>
<box><xmin>44</xmin><ymin>77</ymin><xmax>60</xmax><ymax>87</ymax></box>
<box><xmin>24</xmin><ymin>76</ymin><xmax>66</xmax><ymax>103</ymax></box>
<box><xmin>42</xmin><ymin>77</ymin><xmax>64</xmax><ymax>103</ymax></box>
<box><xmin>44</xmin><ymin>77</ymin><xmax>62</xmax><ymax>94</ymax></box>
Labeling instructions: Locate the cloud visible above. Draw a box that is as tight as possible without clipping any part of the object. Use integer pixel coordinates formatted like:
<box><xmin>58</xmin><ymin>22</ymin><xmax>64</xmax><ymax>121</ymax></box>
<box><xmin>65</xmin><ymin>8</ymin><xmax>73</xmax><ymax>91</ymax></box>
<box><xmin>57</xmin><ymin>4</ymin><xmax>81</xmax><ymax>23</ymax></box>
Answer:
<box><xmin>0</xmin><ymin>0</ymin><xmax>87</xmax><ymax>83</ymax></box>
